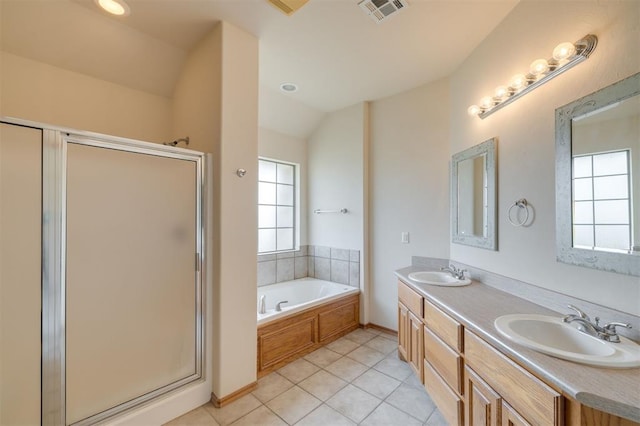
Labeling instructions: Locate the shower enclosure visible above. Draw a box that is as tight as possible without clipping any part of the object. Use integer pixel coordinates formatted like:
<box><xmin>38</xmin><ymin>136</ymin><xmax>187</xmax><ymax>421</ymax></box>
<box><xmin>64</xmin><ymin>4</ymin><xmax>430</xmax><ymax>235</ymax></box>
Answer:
<box><xmin>0</xmin><ymin>119</ymin><xmax>207</xmax><ymax>425</ymax></box>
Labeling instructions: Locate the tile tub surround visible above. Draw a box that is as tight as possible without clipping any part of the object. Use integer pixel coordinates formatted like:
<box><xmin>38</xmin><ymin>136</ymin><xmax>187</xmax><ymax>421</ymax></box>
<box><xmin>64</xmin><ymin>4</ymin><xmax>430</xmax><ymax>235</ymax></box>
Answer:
<box><xmin>164</xmin><ymin>328</ymin><xmax>445</xmax><ymax>426</ymax></box>
<box><xmin>258</xmin><ymin>247</ymin><xmax>309</xmax><ymax>286</ymax></box>
<box><xmin>258</xmin><ymin>246</ymin><xmax>360</xmax><ymax>288</ymax></box>
<box><xmin>397</xmin><ymin>264</ymin><xmax>640</xmax><ymax>423</ymax></box>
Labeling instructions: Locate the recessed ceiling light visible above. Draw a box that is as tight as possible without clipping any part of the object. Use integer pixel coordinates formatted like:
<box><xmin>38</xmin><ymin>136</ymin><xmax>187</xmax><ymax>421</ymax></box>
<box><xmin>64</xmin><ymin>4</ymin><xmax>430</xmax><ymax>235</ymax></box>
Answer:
<box><xmin>96</xmin><ymin>0</ymin><xmax>130</xmax><ymax>16</ymax></box>
<box><xmin>280</xmin><ymin>83</ymin><xmax>298</xmax><ymax>93</ymax></box>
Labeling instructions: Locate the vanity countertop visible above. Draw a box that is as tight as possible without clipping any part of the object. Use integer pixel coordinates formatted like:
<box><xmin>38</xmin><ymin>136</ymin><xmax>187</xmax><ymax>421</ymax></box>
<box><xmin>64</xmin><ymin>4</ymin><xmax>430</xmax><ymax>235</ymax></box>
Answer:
<box><xmin>395</xmin><ymin>265</ymin><xmax>640</xmax><ymax>423</ymax></box>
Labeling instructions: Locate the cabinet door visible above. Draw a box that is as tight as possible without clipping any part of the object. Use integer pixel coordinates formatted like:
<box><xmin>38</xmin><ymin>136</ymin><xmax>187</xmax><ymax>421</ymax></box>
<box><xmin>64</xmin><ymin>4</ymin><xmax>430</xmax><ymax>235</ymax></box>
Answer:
<box><xmin>465</xmin><ymin>366</ymin><xmax>501</xmax><ymax>426</ymax></box>
<box><xmin>408</xmin><ymin>311</ymin><xmax>424</xmax><ymax>381</ymax></box>
<box><xmin>398</xmin><ymin>302</ymin><xmax>409</xmax><ymax>361</ymax></box>
<box><xmin>502</xmin><ymin>402</ymin><xmax>532</xmax><ymax>426</ymax></box>
<box><xmin>465</xmin><ymin>330</ymin><xmax>562</xmax><ymax>426</ymax></box>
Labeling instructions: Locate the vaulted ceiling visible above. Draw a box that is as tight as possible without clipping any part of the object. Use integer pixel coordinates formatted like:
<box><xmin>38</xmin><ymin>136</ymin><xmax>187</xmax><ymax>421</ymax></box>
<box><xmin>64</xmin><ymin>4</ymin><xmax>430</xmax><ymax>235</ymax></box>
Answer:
<box><xmin>1</xmin><ymin>0</ymin><xmax>518</xmax><ymax>137</ymax></box>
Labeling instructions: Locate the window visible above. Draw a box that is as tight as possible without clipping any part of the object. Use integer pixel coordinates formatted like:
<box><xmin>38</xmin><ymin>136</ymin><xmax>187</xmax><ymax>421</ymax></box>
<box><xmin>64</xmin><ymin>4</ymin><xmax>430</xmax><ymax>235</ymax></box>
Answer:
<box><xmin>572</xmin><ymin>150</ymin><xmax>632</xmax><ymax>252</ymax></box>
<box><xmin>258</xmin><ymin>158</ymin><xmax>298</xmax><ymax>253</ymax></box>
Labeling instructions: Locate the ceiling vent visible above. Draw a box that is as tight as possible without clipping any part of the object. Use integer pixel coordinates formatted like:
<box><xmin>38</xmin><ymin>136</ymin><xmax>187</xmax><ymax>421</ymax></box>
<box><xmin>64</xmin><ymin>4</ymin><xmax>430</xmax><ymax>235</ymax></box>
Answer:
<box><xmin>267</xmin><ymin>0</ymin><xmax>309</xmax><ymax>16</ymax></box>
<box><xmin>358</xmin><ymin>0</ymin><xmax>408</xmax><ymax>23</ymax></box>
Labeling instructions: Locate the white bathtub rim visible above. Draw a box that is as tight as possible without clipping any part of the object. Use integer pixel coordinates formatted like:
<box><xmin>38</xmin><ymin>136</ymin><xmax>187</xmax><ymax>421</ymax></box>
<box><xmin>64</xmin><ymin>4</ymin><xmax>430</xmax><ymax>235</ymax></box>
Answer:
<box><xmin>257</xmin><ymin>279</ymin><xmax>359</xmax><ymax>326</ymax></box>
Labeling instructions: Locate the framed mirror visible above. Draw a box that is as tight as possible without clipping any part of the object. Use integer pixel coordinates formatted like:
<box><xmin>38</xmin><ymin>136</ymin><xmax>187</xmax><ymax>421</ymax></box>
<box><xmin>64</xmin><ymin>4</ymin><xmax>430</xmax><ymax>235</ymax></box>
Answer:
<box><xmin>451</xmin><ymin>137</ymin><xmax>497</xmax><ymax>250</ymax></box>
<box><xmin>556</xmin><ymin>72</ymin><xmax>640</xmax><ymax>276</ymax></box>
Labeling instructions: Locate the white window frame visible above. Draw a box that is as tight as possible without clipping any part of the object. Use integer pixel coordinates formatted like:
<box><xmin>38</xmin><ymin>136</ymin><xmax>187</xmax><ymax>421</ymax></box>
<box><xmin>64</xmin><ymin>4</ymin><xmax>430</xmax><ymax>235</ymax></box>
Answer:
<box><xmin>258</xmin><ymin>157</ymin><xmax>300</xmax><ymax>254</ymax></box>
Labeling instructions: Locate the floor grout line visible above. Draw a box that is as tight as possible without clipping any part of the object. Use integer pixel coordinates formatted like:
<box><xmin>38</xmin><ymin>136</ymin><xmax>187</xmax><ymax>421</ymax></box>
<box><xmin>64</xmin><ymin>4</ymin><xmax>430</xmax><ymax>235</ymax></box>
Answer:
<box><xmin>166</xmin><ymin>329</ymin><xmax>438</xmax><ymax>426</ymax></box>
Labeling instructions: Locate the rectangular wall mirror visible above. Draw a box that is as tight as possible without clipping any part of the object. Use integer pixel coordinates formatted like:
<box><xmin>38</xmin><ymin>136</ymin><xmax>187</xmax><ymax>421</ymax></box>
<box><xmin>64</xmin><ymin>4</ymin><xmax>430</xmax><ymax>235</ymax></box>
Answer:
<box><xmin>556</xmin><ymin>72</ymin><xmax>640</xmax><ymax>276</ymax></box>
<box><xmin>451</xmin><ymin>137</ymin><xmax>497</xmax><ymax>250</ymax></box>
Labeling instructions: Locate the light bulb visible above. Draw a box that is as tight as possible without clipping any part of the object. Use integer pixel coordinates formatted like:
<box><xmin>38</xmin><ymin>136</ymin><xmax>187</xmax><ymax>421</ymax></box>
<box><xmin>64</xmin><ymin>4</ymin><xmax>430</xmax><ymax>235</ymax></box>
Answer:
<box><xmin>552</xmin><ymin>42</ymin><xmax>576</xmax><ymax>61</ymax></box>
<box><xmin>494</xmin><ymin>85</ymin><xmax>509</xmax><ymax>99</ymax></box>
<box><xmin>480</xmin><ymin>96</ymin><xmax>494</xmax><ymax>109</ymax></box>
<box><xmin>509</xmin><ymin>74</ymin><xmax>527</xmax><ymax>91</ymax></box>
<box><xmin>529</xmin><ymin>59</ymin><xmax>549</xmax><ymax>76</ymax></box>
<box><xmin>97</xmin><ymin>0</ymin><xmax>130</xmax><ymax>15</ymax></box>
<box><xmin>467</xmin><ymin>105</ymin><xmax>481</xmax><ymax>116</ymax></box>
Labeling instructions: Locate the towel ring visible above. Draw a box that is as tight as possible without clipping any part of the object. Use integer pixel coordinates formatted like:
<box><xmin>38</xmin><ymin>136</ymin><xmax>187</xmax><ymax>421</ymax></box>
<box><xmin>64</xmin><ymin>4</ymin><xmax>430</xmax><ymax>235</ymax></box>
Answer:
<box><xmin>508</xmin><ymin>199</ymin><xmax>529</xmax><ymax>227</ymax></box>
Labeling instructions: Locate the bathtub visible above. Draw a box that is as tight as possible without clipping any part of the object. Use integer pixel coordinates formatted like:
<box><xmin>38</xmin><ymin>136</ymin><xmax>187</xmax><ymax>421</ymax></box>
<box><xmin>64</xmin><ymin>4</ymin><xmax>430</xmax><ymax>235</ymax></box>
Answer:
<box><xmin>257</xmin><ymin>278</ymin><xmax>361</xmax><ymax>376</ymax></box>
<box><xmin>257</xmin><ymin>278</ymin><xmax>359</xmax><ymax>325</ymax></box>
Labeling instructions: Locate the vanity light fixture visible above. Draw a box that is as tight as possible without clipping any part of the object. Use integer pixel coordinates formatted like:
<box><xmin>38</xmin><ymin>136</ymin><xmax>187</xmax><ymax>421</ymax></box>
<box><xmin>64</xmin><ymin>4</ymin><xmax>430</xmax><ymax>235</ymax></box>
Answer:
<box><xmin>468</xmin><ymin>34</ymin><xmax>597</xmax><ymax>119</ymax></box>
<box><xmin>96</xmin><ymin>0</ymin><xmax>130</xmax><ymax>16</ymax></box>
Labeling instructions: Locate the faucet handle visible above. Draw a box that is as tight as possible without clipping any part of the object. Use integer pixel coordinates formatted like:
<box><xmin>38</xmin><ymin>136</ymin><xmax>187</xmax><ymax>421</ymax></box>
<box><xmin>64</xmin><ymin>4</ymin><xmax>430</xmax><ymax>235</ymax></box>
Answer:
<box><xmin>276</xmin><ymin>300</ymin><xmax>289</xmax><ymax>312</ymax></box>
<box><xmin>602</xmin><ymin>321</ymin><xmax>632</xmax><ymax>333</ymax></box>
<box><xmin>601</xmin><ymin>322</ymin><xmax>631</xmax><ymax>343</ymax></box>
<box><xmin>566</xmin><ymin>304</ymin><xmax>590</xmax><ymax>321</ymax></box>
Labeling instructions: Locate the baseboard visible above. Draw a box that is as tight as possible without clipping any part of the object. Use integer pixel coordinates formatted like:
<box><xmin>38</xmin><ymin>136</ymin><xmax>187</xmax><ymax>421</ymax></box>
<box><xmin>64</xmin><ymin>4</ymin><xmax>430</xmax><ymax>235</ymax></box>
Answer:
<box><xmin>211</xmin><ymin>381</ymin><xmax>258</xmax><ymax>408</ymax></box>
<box><xmin>362</xmin><ymin>322</ymin><xmax>397</xmax><ymax>337</ymax></box>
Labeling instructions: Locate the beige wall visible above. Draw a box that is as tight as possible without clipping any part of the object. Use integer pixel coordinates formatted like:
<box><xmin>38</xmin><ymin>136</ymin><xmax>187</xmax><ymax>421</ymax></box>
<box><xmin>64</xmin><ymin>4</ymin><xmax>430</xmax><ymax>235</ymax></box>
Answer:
<box><xmin>259</xmin><ymin>127</ymin><xmax>308</xmax><ymax>245</ymax></box>
<box><xmin>0</xmin><ymin>123</ymin><xmax>42</xmax><ymax>426</ymax></box>
<box><xmin>171</xmin><ymin>29</ymin><xmax>222</xmax><ymax>155</ymax></box>
<box><xmin>0</xmin><ymin>52</ymin><xmax>172</xmax><ymax>143</ymax></box>
<box><xmin>308</xmin><ymin>103</ymin><xmax>366</xmax><ymax>250</ymax></box>
<box><xmin>216</xmin><ymin>21</ymin><xmax>259</xmax><ymax>397</ymax></box>
<box><xmin>369</xmin><ymin>79</ymin><xmax>451</xmax><ymax>330</ymax></box>
<box><xmin>173</xmin><ymin>21</ymin><xmax>259</xmax><ymax>398</ymax></box>
<box><xmin>449</xmin><ymin>1</ymin><xmax>640</xmax><ymax>315</ymax></box>
<box><xmin>307</xmin><ymin>103</ymin><xmax>368</xmax><ymax>322</ymax></box>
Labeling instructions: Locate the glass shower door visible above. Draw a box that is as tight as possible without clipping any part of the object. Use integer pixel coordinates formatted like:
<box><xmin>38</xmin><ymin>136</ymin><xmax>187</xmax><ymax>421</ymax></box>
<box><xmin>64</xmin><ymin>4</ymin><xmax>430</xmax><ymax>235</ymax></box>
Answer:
<box><xmin>64</xmin><ymin>139</ymin><xmax>202</xmax><ymax>424</ymax></box>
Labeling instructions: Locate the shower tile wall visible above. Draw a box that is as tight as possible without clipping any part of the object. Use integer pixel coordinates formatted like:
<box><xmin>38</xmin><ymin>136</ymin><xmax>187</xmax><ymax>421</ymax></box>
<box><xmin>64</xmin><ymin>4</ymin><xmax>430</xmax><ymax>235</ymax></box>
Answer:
<box><xmin>258</xmin><ymin>245</ymin><xmax>360</xmax><ymax>288</ymax></box>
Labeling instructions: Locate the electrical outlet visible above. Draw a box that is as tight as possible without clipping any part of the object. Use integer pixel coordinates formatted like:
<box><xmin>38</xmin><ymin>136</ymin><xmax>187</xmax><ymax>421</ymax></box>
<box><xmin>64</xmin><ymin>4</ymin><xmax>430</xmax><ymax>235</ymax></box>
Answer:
<box><xmin>401</xmin><ymin>232</ymin><xmax>409</xmax><ymax>243</ymax></box>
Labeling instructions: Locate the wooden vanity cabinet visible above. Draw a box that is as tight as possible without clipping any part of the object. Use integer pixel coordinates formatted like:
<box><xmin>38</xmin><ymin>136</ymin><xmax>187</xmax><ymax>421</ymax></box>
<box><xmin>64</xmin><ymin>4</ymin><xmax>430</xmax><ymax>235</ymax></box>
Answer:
<box><xmin>465</xmin><ymin>366</ymin><xmax>502</xmax><ymax>426</ymax></box>
<box><xmin>423</xmin><ymin>298</ymin><xmax>464</xmax><ymax>352</ymax></box>
<box><xmin>464</xmin><ymin>330</ymin><xmax>563</xmax><ymax>426</ymax></box>
<box><xmin>407</xmin><ymin>310</ymin><xmax>424</xmax><ymax>379</ymax></box>
<box><xmin>422</xmin><ymin>297</ymin><xmax>465</xmax><ymax>425</ymax></box>
<box><xmin>424</xmin><ymin>358</ymin><xmax>463</xmax><ymax>426</ymax></box>
<box><xmin>397</xmin><ymin>281</ymin><xmax>424</xmax><ymax>380</ymax></box>
<box><xmin>502</xmin><ymin>402</ymin><xmax>532</xmax><ymax>426</ymax></box>
<box><xmin>424</xmin><ymin>326</ymin><xmax>463</xmax><ymax>394</ymax></box>
<box><xmin>398</xmin><ymin>302</ymin><xmax>409</xmax><ymax>361</ymax></box>
<box><xmin>397</xmin><ymin>279</ymin><xmax>639</xmax><ymax>426</ymax></box>
<box><xmin>398</xmin><ymin>280</ymin><xmax>559</xmax><ymax>426</ymax></box>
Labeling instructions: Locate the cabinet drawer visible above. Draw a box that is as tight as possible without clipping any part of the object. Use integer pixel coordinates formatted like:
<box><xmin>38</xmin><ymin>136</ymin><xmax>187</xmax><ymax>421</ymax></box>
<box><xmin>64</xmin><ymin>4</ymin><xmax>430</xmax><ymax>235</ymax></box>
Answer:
<box><xmin>424</xmin><ymin>326</ymin><xmax>462</xmax><ymax>394</ymax></box>
<box><xmin>423</xmin><ymin>359</ymin><xmax>463</xmax><ymax>426</ymax></box>
<box><xmin>398</xmin><ymin>280</ymin><xmax>423</xmax><ymax>316</ymax></box>
<box><xmin>423</xmin><ymin>298</ymin><xmax>463</xmax><ymax>352</ymax></box>
<box><xmin>464</xmin><ymin>330</ymin><xmax>563</xmax><ymax>426</ymax></box>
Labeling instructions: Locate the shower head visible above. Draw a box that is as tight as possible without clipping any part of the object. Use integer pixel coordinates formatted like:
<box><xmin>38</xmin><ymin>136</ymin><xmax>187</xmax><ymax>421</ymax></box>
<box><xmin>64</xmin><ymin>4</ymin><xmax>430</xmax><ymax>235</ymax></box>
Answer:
<box><xmin>163</xmin><ymin>136</ymin><xmax>189</xmax><ymax>147</ymax></box>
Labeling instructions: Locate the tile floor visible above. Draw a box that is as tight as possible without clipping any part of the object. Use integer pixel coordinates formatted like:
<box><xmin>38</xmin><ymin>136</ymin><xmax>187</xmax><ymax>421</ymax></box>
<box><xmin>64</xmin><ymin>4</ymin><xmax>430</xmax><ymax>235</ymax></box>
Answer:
<box><xmin>164</xmin><ymin>328</ymin><xmax>446</xmax><ymax>426</ymax></box>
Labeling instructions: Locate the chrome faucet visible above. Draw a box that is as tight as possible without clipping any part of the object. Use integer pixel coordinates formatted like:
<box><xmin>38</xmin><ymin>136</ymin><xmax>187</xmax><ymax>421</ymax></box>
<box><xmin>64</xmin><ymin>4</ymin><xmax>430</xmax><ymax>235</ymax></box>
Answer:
<box><xmin>440</xmin><ymin>264</ymin><xmax>467</xmax><ymax>280</ymax></box>
<box><xmin>275</xmin><ymin>300</ymin><xmax>289</xmax><ymax>312</ymax></box>
<box><xmin>562</xmin><ymin>304</ymin><xmax>631</xmax><ymax>343</ymax></box>
<box><xmin>259</xmin><ymin>295</ymin><xmax>266</xmax><ymax>314</ymax></box>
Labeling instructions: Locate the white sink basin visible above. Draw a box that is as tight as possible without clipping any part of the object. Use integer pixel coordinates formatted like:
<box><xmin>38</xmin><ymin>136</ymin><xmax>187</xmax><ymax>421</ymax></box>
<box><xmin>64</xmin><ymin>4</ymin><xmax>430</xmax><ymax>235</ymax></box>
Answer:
<box><xmin>408</xmin><ymin>271</ymin><xmax>471</xmax><ymax>286</ymax></box>
<box><xmin>494</xmin><ymin>314</ymin><xmax>640</xmax><ymax>368</ymax></box>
